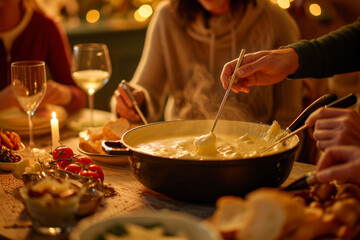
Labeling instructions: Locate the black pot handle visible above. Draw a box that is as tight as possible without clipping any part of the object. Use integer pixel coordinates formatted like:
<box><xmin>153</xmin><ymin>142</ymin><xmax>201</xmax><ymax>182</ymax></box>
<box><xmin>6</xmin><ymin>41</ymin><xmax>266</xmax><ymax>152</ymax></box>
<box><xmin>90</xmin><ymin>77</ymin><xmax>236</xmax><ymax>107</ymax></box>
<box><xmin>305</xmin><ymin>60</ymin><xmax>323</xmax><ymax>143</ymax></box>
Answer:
<box><xmin>102</xmin><ymin>140</ymin><xmax>132</xmax><ymax>155</ymax></box>
<box><xmin>286</xmin><ymin>93</ymin><xmax>337</xmax><ymax>132</ymax></box>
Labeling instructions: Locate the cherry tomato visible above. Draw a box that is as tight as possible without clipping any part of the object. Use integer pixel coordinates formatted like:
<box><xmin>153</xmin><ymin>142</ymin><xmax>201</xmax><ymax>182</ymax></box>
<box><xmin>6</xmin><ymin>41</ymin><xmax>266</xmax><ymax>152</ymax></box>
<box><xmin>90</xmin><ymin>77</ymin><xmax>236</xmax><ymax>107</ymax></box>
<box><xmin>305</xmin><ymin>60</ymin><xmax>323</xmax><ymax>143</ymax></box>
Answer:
<box><xmin>52</xmin><ymin>146</ymin><xmax>74</xmax><ymax>169</ymax></box>
<box><xmin>79</xmin><ymin>170</ymin><xmax>99</xmax><ymax>180</ymax></box>
<box><xmin>56</xmin><ymin>160</ymin><xmax>71</xmax><ymax>170</ymax></box>
<box><xmin>75</xmin><ymin>155</ymin><xmax>93</xmax><ymax>166</ymax></box>
<box><xmin>53</xmin><ymin>146</ymin><xmax>74</xmax><ymax>160</ymax></box>
<box><xmin>65</xmin><ymin>164</ymin><xmax>82</xmax><ymax>174</ymax></box>
<box><xmin>88</xmin><ymin>164</ymin><xmax>104</xmax><ymax>182</ymax></box>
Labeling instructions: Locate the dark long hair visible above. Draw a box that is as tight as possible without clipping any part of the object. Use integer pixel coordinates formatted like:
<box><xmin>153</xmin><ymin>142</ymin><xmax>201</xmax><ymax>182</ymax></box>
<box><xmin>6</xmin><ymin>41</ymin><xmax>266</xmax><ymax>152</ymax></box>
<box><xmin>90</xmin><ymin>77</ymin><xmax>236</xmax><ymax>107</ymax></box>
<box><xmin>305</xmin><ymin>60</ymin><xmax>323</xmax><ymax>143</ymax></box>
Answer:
<box><xmin>171</xmin><ymin>0</ymin><xmax>257</xmax><ymax>23</ymax></box>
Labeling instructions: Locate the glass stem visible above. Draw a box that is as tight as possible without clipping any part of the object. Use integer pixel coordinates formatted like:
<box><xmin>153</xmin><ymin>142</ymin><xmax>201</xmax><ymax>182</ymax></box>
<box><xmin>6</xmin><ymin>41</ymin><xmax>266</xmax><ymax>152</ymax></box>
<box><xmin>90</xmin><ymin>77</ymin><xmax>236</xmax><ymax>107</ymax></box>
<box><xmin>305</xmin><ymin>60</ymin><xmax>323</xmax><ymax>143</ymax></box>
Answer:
<box><xmin>27</xmin><ymin>111</ymin><xmax>34</xmax><ymax>149</ymax></box>
<box><xmin>88</xmin><ymin>92</ymin><xmax>94</xmax><ymax>127</ymax></box>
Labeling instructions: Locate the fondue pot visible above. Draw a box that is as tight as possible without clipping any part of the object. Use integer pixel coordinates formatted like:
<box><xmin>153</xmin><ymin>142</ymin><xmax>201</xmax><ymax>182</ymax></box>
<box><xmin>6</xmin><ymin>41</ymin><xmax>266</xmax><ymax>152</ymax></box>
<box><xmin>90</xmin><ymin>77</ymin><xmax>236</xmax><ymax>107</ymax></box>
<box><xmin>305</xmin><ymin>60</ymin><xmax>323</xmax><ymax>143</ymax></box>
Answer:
<box><xmin>103</xmin><ymin>93</ymin><xmax>356</xmax><ymax>202</ymax></box>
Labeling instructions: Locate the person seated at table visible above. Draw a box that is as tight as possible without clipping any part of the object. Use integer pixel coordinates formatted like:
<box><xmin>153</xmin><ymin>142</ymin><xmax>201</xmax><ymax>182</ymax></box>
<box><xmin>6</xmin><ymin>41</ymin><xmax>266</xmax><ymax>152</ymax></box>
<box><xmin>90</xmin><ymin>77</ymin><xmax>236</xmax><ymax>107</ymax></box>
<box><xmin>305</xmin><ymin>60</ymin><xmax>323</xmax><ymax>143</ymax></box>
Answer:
<box><xmin>220</xmin><ymin>18</ymin><xmax>360</xmax><ymax>183</ymax></box>
<box><xmin>316</xmin><ymin>145</ymin><xmax>360</xmax><ymax>185</ymax></box>
<box><xmin>305</xmin><ymin>107</ymin><xmax>360</xmax><ymax>151</ymax></box>
<box><xmin>219</xmin><ymin>19</ymin><xmax>360</xmax><ymax>93</ymax></box>
<box><xmin>112</xmin><ymin>0</ymin><xmax>303</xmax><ymax>129</ymax></box>
<box><xmin>219</xmin><ymin>18</ymin><xmax>360</xmax><ymax>145</ymax></box>
<box><xmin>0</xmin><ymin>0</ymin><xmax>87</xmax><ymax>112</ymax></box>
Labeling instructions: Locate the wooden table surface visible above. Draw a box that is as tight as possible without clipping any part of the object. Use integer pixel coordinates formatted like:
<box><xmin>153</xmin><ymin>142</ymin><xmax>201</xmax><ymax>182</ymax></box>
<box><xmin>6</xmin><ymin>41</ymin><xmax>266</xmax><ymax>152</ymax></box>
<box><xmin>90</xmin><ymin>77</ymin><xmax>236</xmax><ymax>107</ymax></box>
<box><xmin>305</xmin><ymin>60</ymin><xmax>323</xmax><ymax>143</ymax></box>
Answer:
<box><xmin>0</xmin><ymin>120</ymin><xmax>317</xmax><ymax>240</ymax></box>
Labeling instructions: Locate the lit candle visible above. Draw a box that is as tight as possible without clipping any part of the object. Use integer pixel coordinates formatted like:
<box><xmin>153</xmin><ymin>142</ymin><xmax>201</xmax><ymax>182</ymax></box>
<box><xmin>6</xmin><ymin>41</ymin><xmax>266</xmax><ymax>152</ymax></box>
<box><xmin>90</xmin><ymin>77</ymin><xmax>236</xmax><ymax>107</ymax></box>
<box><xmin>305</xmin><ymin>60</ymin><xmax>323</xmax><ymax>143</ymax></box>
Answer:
<box><xmin>51</xmin><ymin>112</ymin><xmax>60</xmax><ymax>149</ymax></box>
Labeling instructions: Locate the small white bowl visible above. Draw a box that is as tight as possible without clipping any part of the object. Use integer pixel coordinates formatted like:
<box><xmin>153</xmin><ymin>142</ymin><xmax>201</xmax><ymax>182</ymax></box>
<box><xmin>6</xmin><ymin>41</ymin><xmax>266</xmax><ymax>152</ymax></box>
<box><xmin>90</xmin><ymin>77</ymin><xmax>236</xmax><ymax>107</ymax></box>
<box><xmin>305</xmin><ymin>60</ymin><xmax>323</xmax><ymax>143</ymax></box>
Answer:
<box><xmin>70</xmin><ymin>211</ymin><xmax>222</xmax><ymax>240</ymax></box>
<box><xmin>14</xmin><ymin>142</ymin><xmax>26</xmax><ymax>153</ymax></box>
<box><xmin>0</xmin><ymin>155</ymin><xmax>23</xmax><ymax>171</ymax></box>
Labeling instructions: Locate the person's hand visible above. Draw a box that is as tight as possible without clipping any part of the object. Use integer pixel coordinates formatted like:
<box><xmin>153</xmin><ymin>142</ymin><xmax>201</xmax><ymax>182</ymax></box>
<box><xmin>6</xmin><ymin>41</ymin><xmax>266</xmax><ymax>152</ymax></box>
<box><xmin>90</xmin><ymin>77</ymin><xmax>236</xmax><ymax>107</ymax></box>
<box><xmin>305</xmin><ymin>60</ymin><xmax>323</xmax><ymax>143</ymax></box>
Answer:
<box><xmin>305</xmin><ymin>107</ymin><xmax>360</xmax><ymax>151</ymax></box>
<box><xmin>114</xmin><ymin>83</ymin><xmax>145</xmax><ymax>122</ymax></box>
<box><xmin>316</xmin><ymin>145</ymin><xmax>360</xmax><ymax>185</ymax></box>
<box><xmin>38</xmin><ymin>80</ymin><xmax>73</xmax><ymax>110</ymax></box>
<box><xmin>220</xmin><ymin>48</ymin><xmax>300</xmax><ymax>93</ymax></box>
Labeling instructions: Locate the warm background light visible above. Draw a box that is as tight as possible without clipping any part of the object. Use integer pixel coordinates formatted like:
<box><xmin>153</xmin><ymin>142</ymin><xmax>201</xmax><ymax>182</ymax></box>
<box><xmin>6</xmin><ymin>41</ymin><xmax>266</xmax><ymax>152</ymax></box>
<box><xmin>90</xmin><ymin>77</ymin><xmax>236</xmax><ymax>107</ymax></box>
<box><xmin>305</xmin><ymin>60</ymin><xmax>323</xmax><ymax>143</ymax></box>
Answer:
<box><xmin>277</xmin><ymin>0</ymin><xmax>290</xmax><ymax>9</ymax></box>
<box><xmin>134</xmin><ymin>4</ymin><xmax>153</xmax><ymax>22</ymax></box>
<box><xmin>309</xmin><ymin>3</ymin><xmax>322</xmax><ymax>16</ymax></box>
<box><xmin>86</xmin><ymin>9</ymin><xmax>100</xmax><ymax>23</ymax></box>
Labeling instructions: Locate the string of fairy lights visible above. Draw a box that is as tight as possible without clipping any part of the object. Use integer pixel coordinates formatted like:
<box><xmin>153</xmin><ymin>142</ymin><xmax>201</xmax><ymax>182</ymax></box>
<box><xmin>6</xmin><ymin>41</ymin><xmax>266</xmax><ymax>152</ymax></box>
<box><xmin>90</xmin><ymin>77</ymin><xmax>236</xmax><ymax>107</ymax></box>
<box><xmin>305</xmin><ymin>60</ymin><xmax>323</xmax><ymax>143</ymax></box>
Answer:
<box><xmin>270</xmin><ymin>0</ymin><xmax>322</xmax><ymax>16</ymax></box>
<box><xmin>81</xmin><ymin>0</ymin><xmax>324</xmax><ymax>24</ymax></box>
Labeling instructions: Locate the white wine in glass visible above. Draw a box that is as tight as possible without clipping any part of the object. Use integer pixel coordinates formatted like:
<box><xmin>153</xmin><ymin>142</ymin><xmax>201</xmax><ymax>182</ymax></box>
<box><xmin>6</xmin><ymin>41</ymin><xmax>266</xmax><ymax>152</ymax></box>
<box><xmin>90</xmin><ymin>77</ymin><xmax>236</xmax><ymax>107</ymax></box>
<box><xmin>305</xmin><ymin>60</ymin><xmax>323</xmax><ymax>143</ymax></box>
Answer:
<box><xmin>11</xmin><ymin>61</ymin><xmax>47</xmax><ymax>154</ymax></box>
<box><xmin>71</xmin><ymin>43</ymin><xmax>112</xmax><ymax>127</ymax></box>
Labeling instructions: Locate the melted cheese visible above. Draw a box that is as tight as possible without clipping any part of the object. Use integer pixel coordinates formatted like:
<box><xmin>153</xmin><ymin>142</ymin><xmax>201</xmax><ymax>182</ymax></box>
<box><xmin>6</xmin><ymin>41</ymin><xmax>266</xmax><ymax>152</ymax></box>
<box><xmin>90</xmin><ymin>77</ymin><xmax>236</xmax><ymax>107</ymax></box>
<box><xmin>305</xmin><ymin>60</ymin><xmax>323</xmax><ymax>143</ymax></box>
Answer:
<box><xmin>133</xmin><ymin>121</ymin><xmax>291</xmax><ymax>160</ymax></box>
<box><xmin>134</xmin><ymin>133</ymin><xmax>289</xmax><ymax>160</ymax></box>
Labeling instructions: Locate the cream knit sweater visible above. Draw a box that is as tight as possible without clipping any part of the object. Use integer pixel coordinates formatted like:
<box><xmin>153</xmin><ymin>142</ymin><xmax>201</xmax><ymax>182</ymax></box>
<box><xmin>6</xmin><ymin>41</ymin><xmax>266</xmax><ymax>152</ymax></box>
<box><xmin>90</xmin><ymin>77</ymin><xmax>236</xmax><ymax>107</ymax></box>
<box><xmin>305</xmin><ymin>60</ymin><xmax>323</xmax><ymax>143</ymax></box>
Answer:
<box><xmin>121</xmin><ymin>0</ymin><xmax>302</xmax><ymax>128</ymax></box>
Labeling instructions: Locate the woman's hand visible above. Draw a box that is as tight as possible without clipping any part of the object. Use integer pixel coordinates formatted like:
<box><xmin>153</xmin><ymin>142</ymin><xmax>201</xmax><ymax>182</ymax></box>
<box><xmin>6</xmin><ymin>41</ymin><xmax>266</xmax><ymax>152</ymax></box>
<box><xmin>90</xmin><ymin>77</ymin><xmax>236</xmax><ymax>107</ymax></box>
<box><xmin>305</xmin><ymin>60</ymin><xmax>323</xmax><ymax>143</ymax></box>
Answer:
<box><xmin>305</xmin><ymin>107</ymin><xmax>360</xmax><ymax>151</ymax></box>
<box><xmin>220</xmin><ymin>48</ymin><xmax>300</xmax><ymax>93</ymax></box>
<box><xmin>114</xmin><ymin>83</ymin><xmax>145</xmax><ymax>122</ymax></box>
<box><xmin>38</xmin><ymin>80</ymin><xmax>73</xmax><ymax>110</ymax></box>
<box><xmin>316</xmin><ymin>145</ymin><xmax>360</xmax><ymax>185</ymax></box>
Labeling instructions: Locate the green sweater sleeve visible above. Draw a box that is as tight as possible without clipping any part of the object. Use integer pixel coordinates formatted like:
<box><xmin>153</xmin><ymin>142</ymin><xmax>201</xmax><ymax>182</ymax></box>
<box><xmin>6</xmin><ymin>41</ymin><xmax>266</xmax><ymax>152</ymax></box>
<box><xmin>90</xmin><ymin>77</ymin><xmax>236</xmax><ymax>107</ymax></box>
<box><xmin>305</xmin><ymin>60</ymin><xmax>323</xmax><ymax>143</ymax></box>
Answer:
<box><xmin>287</xmin><ymin>18</ymin><xmax>360</xmax><ymax>79</ymax></box>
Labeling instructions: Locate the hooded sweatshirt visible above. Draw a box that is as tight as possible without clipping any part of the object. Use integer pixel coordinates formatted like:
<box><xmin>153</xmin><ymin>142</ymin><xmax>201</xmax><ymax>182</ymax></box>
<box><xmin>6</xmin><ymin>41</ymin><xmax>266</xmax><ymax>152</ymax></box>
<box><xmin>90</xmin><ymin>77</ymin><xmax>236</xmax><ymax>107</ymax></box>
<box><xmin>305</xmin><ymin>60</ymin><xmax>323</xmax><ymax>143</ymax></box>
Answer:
<box><xmin>125</xmin><ymin>0</ymin><xmax>302</xmax><ymax>128</ymax></box>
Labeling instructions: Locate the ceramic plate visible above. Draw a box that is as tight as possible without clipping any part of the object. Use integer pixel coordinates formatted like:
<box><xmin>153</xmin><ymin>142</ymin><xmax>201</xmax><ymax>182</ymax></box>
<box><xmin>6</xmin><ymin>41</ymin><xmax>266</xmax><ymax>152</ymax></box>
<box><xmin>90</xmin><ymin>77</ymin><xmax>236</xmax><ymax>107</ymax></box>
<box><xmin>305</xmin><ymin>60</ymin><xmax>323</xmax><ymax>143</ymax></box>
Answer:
<box><xmin>66</xmin><ymin>108</ymin><xmax>115</xmax><ymax>132</ymax></box>
<box><xmin>69</xmin><ymin>211</ymin><xmax>222</xmax><ymax>240</ymax></box>
<box><xmin>0</xmin><ymin>104</ymin><xmax>67</xmax><ymax>136</ymax></box>
<box><xmin>77</xmin><ymin>144</ymin><xmax>129</xmax><ymax>165</ymax></box>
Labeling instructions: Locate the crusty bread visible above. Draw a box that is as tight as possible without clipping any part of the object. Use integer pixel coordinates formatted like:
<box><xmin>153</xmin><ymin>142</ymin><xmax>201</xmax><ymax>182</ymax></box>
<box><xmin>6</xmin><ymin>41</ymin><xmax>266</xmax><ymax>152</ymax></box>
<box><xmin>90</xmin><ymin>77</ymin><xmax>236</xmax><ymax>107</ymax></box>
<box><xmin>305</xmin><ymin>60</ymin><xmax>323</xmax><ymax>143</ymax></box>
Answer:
<box><xmin>102</xmin><ymin>118</ymin><xmax>130</xmax><ymax>140</ymax></box>
<box><xmin>289</xmin><ymin>208</ymin><xmax>340</xmax><ymax>240</ymax></box>
<box><xmin>87</xmin><ymin>127</ymin><xmax>104</xmax><ymax>142</ymax></box>
<box><xmin>238</xmin><ymin>188</ymin><xmax>304</xmax><ymax>240</ymax></box>
<box><xmin>210</xmin><ymin>188</ymin><xmax>304</xmax><ymax>240</ymax></box>
<box><xmin>79</xmin><ymin>118</ymin><xmax>133</xmax><ymax>154</ymax></box>
<box><xmin>211</xmin><ymin>196</ymin><xmax>249</xmax><ymax>234</ymax></box>
<box><xmin>79</xmin><ymin>136</ymin><xmax>98</xmax><ymax>153</ymax></box>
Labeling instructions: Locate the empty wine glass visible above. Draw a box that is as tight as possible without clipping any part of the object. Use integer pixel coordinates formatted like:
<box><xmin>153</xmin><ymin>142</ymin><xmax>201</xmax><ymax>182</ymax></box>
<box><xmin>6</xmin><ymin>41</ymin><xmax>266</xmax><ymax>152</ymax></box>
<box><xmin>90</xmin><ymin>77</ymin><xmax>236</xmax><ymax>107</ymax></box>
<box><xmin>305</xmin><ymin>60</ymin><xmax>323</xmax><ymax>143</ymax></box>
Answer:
<box><xmin>11</xmin><ymin>61</ymin><xmax>47</xmax><ymax>154</ymax></box>
<box><xmin>71</xmin><ymin>43</ymin><xmax>112</xmax><ymax>128</ymax></box>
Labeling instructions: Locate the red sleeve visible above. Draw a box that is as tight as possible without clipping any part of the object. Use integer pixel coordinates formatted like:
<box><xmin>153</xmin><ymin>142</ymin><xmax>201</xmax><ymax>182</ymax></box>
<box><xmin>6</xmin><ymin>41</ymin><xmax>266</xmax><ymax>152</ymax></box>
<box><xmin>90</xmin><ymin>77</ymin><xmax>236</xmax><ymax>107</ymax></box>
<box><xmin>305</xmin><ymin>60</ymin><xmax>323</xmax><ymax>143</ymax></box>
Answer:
<box><xmin>45</xmin><ymin>16</ymin><xmax>87</xmax><ymax>112</ymax></box>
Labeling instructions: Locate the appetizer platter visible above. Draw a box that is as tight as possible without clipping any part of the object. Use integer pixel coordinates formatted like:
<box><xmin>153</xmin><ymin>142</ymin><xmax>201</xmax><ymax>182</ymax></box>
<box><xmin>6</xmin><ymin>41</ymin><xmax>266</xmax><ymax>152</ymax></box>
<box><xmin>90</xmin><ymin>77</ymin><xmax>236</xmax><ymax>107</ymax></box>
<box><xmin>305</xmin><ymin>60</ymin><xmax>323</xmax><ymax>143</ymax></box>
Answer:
<box><xmin>208</xmin><ymin>183</ymin><xmax>360</xmax><ymax>240</ymax></box>
<box><xmin>10</xmin><ymin>142</ymin><xmax>117</xmax><ymax>235</ymax></box>
<box><xmin>0</xmin><ymin>129</ymin><xmax>24</xmax><ymax>171</ymax></box>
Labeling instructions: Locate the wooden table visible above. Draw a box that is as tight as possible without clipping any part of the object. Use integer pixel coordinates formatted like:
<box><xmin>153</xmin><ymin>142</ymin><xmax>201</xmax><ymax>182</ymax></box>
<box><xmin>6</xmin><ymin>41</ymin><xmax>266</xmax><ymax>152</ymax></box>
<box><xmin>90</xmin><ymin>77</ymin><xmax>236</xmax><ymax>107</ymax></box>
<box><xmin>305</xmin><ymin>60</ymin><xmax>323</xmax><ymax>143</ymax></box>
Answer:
<box><xmin>0</xmin><ymin>124</ymin><xmax>317</xmax><ymax>240</ymax></box>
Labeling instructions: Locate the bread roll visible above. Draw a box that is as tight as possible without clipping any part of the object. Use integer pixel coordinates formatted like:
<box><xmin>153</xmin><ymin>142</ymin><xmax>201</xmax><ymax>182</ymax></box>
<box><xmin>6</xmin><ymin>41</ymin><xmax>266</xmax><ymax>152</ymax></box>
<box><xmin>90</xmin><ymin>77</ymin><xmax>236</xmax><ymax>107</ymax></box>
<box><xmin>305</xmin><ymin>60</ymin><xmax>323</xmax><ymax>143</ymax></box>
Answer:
<box><xmin>211</xmin><ymin>196</ymin><xmax>249</xmax><ymax>233</ymax></box>
<box><xmin>87</xmin><ymin>127</ymin><xmax>104</xmax><ymax>142</ymax></box>
<box><xmin>236</xmin><ymin>188</ymin><xmax>304</xmax><ymax>240</ymax></box>
<box><xmin>78</xmin><ymin>137</ymin><xmax>98</xmax><ymax>153</ymax></box>
<box><xmin>102</xmin><ymin>118</ymin><xmax>130</xmax><ymax>140</ymax></box>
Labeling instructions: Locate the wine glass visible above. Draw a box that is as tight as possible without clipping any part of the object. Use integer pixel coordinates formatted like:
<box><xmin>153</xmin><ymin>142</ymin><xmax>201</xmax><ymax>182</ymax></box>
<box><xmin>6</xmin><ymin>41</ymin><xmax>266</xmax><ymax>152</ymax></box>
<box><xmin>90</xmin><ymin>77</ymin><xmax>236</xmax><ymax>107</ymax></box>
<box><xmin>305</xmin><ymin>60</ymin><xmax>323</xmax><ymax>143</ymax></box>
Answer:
<box><xmin>11</xmin><ymin>61</ymin><xmax>47</xmax><ymax>154</ymax></box>
<box><xmin>71</xmin><ymin>43</ymin><xmax>112</xmax><ymax>128</ymax></box>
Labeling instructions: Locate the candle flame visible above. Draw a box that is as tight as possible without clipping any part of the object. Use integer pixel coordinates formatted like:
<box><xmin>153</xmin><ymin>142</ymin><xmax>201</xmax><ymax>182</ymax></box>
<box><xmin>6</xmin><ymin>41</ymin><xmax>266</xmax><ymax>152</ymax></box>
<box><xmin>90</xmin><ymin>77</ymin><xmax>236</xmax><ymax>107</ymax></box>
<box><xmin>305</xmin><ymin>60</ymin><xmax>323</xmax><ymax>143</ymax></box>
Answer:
<box><xmin>52</xmin><ymin>112</ymin><xmax>57</xmax><ymax>119</ymax></box>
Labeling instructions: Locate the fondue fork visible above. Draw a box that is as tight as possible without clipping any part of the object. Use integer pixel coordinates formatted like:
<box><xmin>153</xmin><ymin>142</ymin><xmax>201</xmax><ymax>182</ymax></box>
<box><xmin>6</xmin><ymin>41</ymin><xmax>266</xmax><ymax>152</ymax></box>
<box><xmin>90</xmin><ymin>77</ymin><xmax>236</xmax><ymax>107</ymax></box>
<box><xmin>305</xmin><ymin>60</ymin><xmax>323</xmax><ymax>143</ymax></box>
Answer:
<box><xmin>120</xmin><ymin>80</ymin><xmax>148</xmax><ymax>125</ymax></box>
<box><xmin>260</xmin><ymin>93</ymin><xmax>358</xmax><ymax>154</ymax></box>
<box><xmin>210</xmin><ymin>49</ymin><xmax>246</xmax><ymax>134</ymax></box>
<box><xmin>283</xmin><ymin>172</ymin><xmax>317</xmax><ymax>191</ymax></box>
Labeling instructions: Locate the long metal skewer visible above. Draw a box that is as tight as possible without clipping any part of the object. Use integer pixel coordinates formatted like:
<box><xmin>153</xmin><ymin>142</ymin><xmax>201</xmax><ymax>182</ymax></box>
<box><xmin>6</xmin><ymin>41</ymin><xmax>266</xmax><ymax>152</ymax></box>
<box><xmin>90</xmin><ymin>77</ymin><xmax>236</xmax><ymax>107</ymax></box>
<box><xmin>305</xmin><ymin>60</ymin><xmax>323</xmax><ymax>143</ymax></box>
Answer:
<box><xmin>210</xmin><ymin>49</ymin><xmax>246</xmax><ymax>133</ymax></box>
<box><xmin>120</xmin><ymin>80</ymin><xmax>148</xmax><ymax>125</ymax></box>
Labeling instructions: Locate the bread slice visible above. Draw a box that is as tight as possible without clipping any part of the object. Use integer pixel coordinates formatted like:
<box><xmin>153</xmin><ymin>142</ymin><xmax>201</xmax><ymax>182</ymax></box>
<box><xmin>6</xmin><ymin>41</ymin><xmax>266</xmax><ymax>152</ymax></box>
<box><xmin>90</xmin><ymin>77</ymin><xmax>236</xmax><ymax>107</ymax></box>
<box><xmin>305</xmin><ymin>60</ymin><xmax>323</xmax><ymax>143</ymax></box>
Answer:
<box><xmin>78</xmin><ymin>137</ymin><xmax>98</xmax><ymax>154</ymax></box>
<box><xmin>211</xmin><ymin>196</ymin><xmax>249</xmax><ymax>232</ymax></box>
<box><xmin>87</xmin><ymin>127</ymin><xmax>104</xmax><ymax>142</ymax></box>
<box><xmin>237</xmin><ymin>188</ymin><xmax>305</xmax><ymax>240</ymax></box>
<box><xmin>210</xmin><ymin>196</ymin><xmax>250</xmax><ymax>240</ymax></box>
<box><xmin>102</xmin><ymin>118</ymin><xmax>130</xmax><ymax>140</ymax></box>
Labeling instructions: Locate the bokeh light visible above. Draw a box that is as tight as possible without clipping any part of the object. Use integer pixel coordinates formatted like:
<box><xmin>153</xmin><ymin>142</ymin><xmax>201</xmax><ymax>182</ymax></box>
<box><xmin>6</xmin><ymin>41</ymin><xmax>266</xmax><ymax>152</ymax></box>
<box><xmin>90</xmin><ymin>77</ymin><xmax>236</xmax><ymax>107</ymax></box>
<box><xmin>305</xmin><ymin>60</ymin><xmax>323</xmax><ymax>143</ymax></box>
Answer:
<box><xmin>86</xmin><ymin>9</ymin><xmax>100</xmax><ymax>23</ymax></box>
<box><xmin>309</xmin><ymin>3</ymin><xmax>322</xmax><ymax>16</ymax></box>
<box><xmin>278</xmin><ymin>0</ymin><xmax>290</xmax><ymax>9</ymax></box>
<box><xmin>134</xmin><ymin>4</ymin><xmax>153</xmax><ymax>22</ymax></box>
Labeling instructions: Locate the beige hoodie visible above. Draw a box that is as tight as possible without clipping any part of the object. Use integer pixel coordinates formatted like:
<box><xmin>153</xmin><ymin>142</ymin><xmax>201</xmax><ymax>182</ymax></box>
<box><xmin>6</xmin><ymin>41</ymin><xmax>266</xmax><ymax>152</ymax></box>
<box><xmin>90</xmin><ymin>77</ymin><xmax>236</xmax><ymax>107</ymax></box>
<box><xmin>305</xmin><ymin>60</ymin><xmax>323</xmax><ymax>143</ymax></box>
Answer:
<box><xmin>123</xmin><ymin>0</ymin><xmax>302</xmax><ymax>128</ymax></box>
